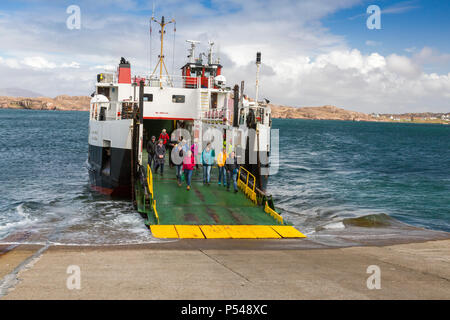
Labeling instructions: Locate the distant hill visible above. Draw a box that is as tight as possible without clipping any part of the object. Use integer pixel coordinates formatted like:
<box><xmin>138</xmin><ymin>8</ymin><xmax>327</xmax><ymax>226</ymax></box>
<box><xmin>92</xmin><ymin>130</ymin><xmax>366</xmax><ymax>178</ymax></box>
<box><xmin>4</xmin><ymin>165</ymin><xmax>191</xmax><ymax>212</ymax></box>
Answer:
<box><xmin>270</xmin><ymin>104</ymin><xmax>373</xmax><ymax>121</ymax></box>
<box><xmin>0</xmin><ymin>95</ymin><xmax>90</xmax><ymax>111</ymax></box>
<box><xmin>0</xmin><ymin>88</ymin><xmax>43</xmax><ymax>98</ymax></box>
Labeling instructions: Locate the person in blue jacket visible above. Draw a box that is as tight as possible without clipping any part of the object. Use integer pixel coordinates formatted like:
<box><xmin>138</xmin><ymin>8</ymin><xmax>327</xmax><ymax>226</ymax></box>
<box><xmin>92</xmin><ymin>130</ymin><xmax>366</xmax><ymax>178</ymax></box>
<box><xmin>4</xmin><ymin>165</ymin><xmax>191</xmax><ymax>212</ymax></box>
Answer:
<box><xmin>201</xmin><ymin>142</ymin><xmax>215</xmax><ymax>185</ymax></box>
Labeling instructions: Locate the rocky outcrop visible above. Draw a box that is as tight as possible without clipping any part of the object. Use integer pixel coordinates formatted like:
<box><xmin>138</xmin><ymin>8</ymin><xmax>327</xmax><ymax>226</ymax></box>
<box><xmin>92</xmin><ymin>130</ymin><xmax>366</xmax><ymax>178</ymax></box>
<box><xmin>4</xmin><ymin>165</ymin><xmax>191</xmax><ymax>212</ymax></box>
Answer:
<box><xmin>270</xmin><ymin>104</ymin><xmax>373</xmax><ymax>121</ymax></box>
<box><xmin>0</xmin><ymin>95</ymin><xmax>90</xmax><ymax>111</ymax></box>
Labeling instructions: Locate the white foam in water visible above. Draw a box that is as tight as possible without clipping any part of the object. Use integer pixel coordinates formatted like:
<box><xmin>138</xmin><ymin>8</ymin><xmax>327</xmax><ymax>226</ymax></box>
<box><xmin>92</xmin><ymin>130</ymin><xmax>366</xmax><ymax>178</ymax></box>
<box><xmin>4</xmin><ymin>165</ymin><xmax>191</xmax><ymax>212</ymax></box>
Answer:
<box><xmin>0</xmin><ymin>204</ymin><xmax>35</xmax><ymax>232</ymax></box>
<box><xmin>322</xmin><ymin>221</ymin><xmax>346</xmax><ymax>230</ymax></box>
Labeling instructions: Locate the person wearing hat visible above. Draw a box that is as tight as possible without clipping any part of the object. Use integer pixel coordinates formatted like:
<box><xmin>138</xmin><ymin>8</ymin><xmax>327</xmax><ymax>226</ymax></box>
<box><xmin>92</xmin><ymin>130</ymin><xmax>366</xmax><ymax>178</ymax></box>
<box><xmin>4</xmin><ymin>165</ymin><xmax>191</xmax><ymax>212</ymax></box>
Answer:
<box><xmin>159</xmin><ymin>129</ymin><xmax>170</xmax><ymax>145</ymax></box>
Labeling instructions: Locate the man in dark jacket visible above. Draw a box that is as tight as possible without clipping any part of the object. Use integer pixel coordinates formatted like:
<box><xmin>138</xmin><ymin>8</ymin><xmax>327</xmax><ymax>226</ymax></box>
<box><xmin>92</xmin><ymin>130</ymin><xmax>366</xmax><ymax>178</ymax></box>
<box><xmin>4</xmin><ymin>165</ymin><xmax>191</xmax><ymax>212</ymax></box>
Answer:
<box><xmin>154</xmin><ymin>139</ymin><xmax>166</xmax><ymax>175</ymax></box>
<box><xmin>225</xmin><ymin>151</ymin><xmax>239</xmax><ymax>193</ymax></box>
<box><xmin>146</xmin><ymin>136</ymin><xmax>156</xmax><ymax>170</ymax></box>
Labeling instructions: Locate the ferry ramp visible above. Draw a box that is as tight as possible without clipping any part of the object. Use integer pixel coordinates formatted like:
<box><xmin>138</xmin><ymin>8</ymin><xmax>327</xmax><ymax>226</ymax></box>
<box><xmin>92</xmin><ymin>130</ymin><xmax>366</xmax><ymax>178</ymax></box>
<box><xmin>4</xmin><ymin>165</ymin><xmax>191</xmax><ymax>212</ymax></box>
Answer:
<box><xmin>135</xmin><ymin>152</ymin><xmax>305</xmax><ymax>239</ymax></box>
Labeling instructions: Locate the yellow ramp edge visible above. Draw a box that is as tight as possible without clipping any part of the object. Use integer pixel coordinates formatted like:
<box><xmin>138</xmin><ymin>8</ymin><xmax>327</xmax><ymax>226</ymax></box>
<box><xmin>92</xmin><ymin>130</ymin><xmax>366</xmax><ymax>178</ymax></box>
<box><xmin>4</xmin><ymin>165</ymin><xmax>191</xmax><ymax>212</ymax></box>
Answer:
<box><xmin>150</xmin><ymin>225</ymin><xmax>179</xmax><ymax>239</ymax></box>
<box><xmin>248</xmin><ymin>225</ymin><xmax>282</xmax><ymax>239</ymax></box>
<box><xmin>175</xmin><ymin>225</ymin><xmax>205</xmax><ymax>239</ymax></box>
<box><xmin>271</xmin><ymin>226</ymin><xmax>306</xmax><ymax>238</ymax></box>
<box><xmin>200</xmin><ymin>225</ymin><xmax>232</xmax><ymax>239</ymax></box>
<box><xmin>222</xmin><ymin>225</ymin><xmax>258</xmax><ymax>239</ymax></box>
<box><xmin>150</xmin><ymin>225</ymin><xmax>306</xmax><ymax>239</ymax></box>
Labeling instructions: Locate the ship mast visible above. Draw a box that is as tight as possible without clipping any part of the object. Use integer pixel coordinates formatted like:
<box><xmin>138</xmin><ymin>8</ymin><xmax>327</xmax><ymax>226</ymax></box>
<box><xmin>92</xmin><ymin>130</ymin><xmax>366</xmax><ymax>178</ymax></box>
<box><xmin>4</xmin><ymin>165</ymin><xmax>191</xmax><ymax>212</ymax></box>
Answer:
<box><xmin>255</xmin><ymin>52</ymin><xmax>261</xmax><ymax>104</ymax></box>
<box><xmin>151</xmin><ymin>16</ymin><xmax>175</xmax><ymax>88</ymax></box>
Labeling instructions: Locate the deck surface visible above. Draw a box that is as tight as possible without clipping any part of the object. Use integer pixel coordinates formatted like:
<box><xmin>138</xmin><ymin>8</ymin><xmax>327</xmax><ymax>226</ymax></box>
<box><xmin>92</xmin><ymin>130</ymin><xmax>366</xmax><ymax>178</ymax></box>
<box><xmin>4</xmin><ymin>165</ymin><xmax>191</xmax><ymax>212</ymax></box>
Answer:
<box><xmin>152</xmin><ymin>165</ymin><xmax>278</xmax><ymax>225</ymax></box>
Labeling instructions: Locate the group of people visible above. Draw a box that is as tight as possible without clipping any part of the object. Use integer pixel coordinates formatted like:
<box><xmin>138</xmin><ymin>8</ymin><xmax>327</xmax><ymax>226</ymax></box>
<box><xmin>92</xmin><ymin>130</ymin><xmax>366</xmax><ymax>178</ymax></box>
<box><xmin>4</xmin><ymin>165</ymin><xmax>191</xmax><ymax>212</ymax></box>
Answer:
<box><xmin>146</xmin><ymin>129</ymin><xmax>239</xmax><ymax>192</ymax></box>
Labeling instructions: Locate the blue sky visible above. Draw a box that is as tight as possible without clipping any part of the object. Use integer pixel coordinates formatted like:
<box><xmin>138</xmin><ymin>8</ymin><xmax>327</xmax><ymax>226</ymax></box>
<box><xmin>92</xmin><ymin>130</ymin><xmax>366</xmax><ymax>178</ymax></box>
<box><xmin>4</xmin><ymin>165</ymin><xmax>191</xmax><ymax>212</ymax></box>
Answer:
<box><xmin>0</xmin><ymin>0</ymin><xmax>449</xmax><ymax>113</ymax></box>
<box><xmin>324</xmin><ymin>1</ymin><xmax>450</xmax><ymax>66</ymax></box>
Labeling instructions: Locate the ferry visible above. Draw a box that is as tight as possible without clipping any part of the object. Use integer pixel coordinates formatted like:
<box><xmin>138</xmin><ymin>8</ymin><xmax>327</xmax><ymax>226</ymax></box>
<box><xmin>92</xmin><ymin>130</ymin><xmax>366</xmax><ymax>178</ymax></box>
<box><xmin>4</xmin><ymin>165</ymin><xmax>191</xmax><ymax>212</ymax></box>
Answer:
<box><xmin>87</xmin><ymin>17</ymin><xmax>305</xmax><ymax>239</ymax></box>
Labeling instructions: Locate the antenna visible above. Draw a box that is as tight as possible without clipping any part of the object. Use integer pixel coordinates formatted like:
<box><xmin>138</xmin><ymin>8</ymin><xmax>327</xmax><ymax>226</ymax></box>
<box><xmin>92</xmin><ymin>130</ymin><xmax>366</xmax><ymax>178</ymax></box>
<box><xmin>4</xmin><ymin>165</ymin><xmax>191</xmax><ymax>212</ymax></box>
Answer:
<box><xmin>208</xmin><ymin>41</ymin><xmax>215</xmax><ymax>65</ymax></box>
<box><xmin>150</xmin><ymin>16</ymin><xmax>175</xmax><ymax>88</ymax></box>
<box><xmin>186</xmin><ymin>40</ymin><xmax>200</xmax><ymax>63</ymax></box>
<box><xmin>149</xmin><ymin>2</ymin><xmax>155</xmax><ymax>74</ymax></box>
<box><xmin>255</xmin><ymin>52</ymin><xmax>261</xmax><ymax>104</ymax></box>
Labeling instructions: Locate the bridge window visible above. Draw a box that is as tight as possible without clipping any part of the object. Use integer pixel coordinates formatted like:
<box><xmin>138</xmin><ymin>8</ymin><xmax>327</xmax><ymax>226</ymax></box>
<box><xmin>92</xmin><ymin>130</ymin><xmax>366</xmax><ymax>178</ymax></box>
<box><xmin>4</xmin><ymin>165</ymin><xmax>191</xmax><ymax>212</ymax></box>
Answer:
<box><xmin>143</xmin><ymin>94</ymin><xmax>153</xmax><ymax>102</ymax></box>
<box><xmin>172</xmin><ymin>95</ymin><xmax>185</xmax><ymax>103</ymax></box>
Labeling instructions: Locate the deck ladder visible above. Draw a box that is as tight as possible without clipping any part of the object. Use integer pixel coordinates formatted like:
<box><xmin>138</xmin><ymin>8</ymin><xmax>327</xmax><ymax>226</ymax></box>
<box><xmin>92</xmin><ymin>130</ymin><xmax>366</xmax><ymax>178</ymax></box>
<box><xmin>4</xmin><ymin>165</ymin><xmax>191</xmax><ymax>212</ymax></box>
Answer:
<box><xmin>200</xmin><ymin>90</ymin><xmax>210</xmax><ymax>116</ymax></box>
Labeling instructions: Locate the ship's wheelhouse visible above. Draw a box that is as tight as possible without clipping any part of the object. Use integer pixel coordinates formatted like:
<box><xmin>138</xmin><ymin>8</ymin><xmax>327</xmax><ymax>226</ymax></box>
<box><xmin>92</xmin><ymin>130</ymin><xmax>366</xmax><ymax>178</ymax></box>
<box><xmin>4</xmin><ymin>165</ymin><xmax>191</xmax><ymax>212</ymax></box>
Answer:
<box><xmin>181</xmin><ymin>63</ymin><xmax>222</xmax><ymax>89</ymax></box>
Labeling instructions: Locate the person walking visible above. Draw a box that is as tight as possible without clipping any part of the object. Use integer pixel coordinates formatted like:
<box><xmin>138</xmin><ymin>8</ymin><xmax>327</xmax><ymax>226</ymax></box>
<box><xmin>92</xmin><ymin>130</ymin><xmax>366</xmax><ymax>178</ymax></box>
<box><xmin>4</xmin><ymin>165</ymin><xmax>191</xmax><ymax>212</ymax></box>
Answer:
<box><xmin>159</xmin><ymin>129</ymin><xmax>170</xmax><ymax>145</ymax></box>
<box><xmin>225</xmin><ymin>151</ymin><xmax>239</xmax><ymax>193</ymax></box>
<box><xmin>146</xmin><ymin>135</ymin><xmax>156</xmax><ymax>170</ymax></box>
<box><xmin>167</xmin><ymin>134</ymin><xmax>177</xmax><ymax>168</ymax></box>
<box><xmin>201</xmin><ymin>142</ymin><xmax>215</xmax><ymax>185</ymax></box>
<box><xmin>183</xmin><ymin>150</ymin><xmax>195</xmax><ymax>191</ymax></box>
<box><xmin>191</xmin><ymin>138</ymin><xmax>200</xmax><ymax>170</ymax></box>
<box><xmin>154</xmin><ymin>139</ymin><xmax>166</xmax><ymax>175</ymax></box>
<box><xmin>216</xmin><ymin>147</ymin><xmax>227</xmax><ymax>187</ymax></box>
<box><xmin>173</xmin><ymin>138</ymin><xmax>184</xmax><ymax>186</ymax></box>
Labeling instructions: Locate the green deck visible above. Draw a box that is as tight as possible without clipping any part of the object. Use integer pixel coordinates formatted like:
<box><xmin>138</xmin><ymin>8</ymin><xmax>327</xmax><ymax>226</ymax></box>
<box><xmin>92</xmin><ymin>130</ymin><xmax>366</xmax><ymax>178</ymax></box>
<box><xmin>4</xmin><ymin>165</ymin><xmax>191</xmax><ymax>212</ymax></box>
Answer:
<box><xmin>136</xmin><ymin>150</ymin><xmax>283</xmax><ymax>226</ymax></box>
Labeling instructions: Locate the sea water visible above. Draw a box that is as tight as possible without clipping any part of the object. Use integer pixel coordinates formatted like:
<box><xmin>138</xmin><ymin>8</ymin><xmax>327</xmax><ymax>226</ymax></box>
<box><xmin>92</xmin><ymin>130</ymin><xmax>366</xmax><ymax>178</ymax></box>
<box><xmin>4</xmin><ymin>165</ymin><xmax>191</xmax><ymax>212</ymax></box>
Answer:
<box><xmin>0</xmin><ymin>109</ymin><xmax>449</xmax><ymax>245</ymax></box>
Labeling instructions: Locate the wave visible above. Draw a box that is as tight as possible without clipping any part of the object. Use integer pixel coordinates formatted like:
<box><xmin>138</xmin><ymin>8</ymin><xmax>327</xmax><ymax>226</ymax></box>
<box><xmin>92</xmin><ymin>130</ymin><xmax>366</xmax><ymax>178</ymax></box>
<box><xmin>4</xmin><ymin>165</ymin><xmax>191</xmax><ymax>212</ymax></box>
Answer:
<box><xmin>312</xmin><ymin>213</ymin><xmax>414</xmax><ymax>233</ymax></box>
<box><xmin>342</xmin><ymin>213</ymin><xmax>409</xmax><ymax>228</ymax></box>
<box><xmin>0</xmin><ymin>203</ymin><xmax>36</xmax><ymax>232</ymax></box>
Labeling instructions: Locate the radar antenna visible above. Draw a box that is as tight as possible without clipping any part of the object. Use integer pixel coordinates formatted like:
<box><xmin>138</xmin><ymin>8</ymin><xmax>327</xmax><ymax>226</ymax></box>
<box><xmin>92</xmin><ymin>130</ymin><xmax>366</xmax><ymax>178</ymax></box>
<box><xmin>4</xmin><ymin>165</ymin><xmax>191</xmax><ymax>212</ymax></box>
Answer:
<box><xmin>207</xmin><ymin>41</ymin><xmax>215</xmax><ymax>65</ymax></box>
<box><xmin>186</xmin><ymin>40</ymin><xmax>200</xmax><ymax>63</ymax></box>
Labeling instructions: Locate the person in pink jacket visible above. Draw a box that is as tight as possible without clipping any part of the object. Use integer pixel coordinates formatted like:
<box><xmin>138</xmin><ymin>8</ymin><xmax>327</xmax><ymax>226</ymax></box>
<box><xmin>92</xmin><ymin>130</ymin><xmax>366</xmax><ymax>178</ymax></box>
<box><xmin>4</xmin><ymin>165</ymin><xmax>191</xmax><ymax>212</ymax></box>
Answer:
<box><xmin>183</xmin><ymin>150</ymin><xmax>195</xmax><ymax>191</ymax></box>
<box><xmin>190</xmin><ymin>138</ymin><xmax>199</xmax><ymax>170</ymax></box>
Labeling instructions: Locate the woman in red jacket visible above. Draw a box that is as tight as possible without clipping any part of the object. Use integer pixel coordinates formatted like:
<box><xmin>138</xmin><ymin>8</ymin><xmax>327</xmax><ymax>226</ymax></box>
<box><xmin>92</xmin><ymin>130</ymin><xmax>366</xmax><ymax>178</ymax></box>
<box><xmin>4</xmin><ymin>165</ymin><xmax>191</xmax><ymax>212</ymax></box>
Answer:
<box><xmin>182</xmin><ymin>150</ymin><xmax>195</xmax><ymax>191</ymax></box>
<box><xmin>159</xmin><ymin>129</ymin><xmax>170</xmax><ymax>145</ymax></box>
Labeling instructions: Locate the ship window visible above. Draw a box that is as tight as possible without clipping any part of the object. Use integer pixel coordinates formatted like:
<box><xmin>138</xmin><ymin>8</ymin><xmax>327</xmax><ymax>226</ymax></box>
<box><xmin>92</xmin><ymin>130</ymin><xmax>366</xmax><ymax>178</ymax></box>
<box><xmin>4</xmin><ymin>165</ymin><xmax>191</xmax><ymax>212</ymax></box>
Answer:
<box><xmin>143</xmin><ymin>94</ymin><xmax>153</xmax><ymax>102</ymax></box>
<box><xmin>172</xmin><ymin>95</ymin><xmax>185</xmax><ymax>103</ymax></box>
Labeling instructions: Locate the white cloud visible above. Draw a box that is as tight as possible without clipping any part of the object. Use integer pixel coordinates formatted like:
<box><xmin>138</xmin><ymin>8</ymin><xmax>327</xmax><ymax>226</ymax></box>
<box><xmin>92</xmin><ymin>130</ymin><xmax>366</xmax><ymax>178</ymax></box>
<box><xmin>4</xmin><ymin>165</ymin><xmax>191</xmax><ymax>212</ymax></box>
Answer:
<box><xmin>258</xmin><ymin>49</ymin><xmax>450</xmax><ymax>113</ymax></box>
<box><xmin>413</xmin><ymin>47</ymin><xmax>450</xmax><ymax>65</ymax></box>
<box><xmin>386</xmin><ymin>54</ymin><xmax>421</xmax><ymax>77</ymax></box>
<box><xmin>0</xmin><ymin>56</ymin><xmax>21</xmax><ymax>69</ymax></box>
<box><xmin>61</xmin><ymin>62</ymin><xmax>81</xmax><ymax>69</ymax></box>
<box><xmin>22</xmin><ymin>56</ymin><xmax>57</xmax><ymax>69</ymax></box>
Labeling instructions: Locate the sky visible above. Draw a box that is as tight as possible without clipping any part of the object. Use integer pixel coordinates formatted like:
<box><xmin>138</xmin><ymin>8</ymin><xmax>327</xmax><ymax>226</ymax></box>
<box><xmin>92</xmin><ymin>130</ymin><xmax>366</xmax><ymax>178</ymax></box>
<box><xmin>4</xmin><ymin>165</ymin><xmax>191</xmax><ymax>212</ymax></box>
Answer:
<box><xmin>0</xmin><ymin>0</ymin><xmax>449</xmax><ymax>113</ymax></box>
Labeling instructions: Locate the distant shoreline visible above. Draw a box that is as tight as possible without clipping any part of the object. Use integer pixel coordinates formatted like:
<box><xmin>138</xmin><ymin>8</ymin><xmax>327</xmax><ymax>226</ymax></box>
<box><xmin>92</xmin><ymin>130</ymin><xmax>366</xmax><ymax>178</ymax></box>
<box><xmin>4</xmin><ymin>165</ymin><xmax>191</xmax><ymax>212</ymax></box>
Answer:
<box><xmin>1</xmin><ymin>95</ymin><xmax>449</xmax><ymax>125</ymax></box>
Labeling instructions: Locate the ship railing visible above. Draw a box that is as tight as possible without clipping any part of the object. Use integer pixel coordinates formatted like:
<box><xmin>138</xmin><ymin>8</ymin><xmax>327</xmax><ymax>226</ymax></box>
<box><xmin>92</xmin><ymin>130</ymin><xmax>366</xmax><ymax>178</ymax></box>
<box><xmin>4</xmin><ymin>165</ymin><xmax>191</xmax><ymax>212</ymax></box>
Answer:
<box><xmin>202</xmin><ymin>108</ymin><xmax>232</xmax><ymax>124</ymax></box>
<box><xmin>91</xmin><ymin>101</ymin><xmax>138</xmax><ymax>121</ymax></box>
<box><xmin>133</xmin><ymin>75</ymin><xmax>214</xmax><ymax>89</ymax></box>
<box><xmin>146</xmin><ymin>164</ymin><xmax>160</xmax><ymax>224</ymax></box>
<box><xmin>264</xmin><ymin>201</ymin><xmax>284</xmax><ymax>224</ymax></box>
<box><xmin>91</xmin><ymin>101</ymin><xmax>117</xmax><ymax>121</ymax></box>
<box><xmin>237</xmin><ymin>166</ymin><xmax>285</xmax><ymax>224</ymax></box>
<box><xmin>237</xmin><ymin>166</ymin><xmax>257</xmax><ymax>204</ymax></box>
